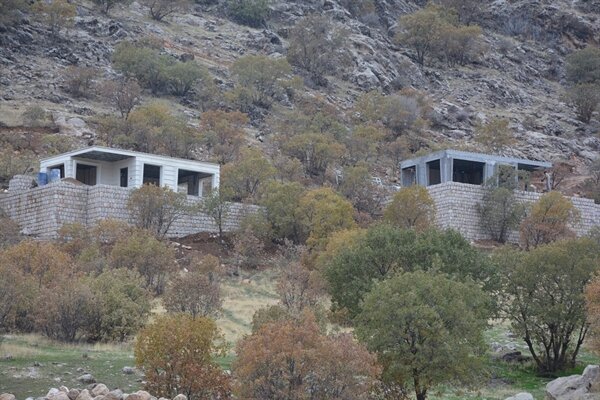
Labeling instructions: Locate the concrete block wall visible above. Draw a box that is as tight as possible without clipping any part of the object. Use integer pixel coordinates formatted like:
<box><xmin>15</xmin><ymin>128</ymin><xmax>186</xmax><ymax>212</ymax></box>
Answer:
<box><xmin>428</xmin><ymin>182</ymin><xmax>600</xmax><ymax>243</ymax></box>
<box><xmin>0</xmin><ymin>181</ymin><xmax>261</xmax><ymax>239</ymax></box>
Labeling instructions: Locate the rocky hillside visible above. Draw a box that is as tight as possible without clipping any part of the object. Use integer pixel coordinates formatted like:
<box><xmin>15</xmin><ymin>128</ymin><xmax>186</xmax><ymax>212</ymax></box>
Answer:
<box><xmin>1</xmin><ymin>0</ymin><xmax>599</xmax><ymax>190</ymax></box>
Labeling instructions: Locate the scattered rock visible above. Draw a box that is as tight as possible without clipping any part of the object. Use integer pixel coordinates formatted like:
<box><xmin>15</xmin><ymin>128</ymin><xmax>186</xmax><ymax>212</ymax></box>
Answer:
<box><xmin>105</xmin><ymin>389</ymin><xmax>123</xmax><ymax>400</ymax></box>
<box><xmin>126</xmin><ymin>391</ymin><xmax>152</xmax><ymax>400</ymax></box>
<box><xmin>505</xmin><ymin>393</ymin><xmax>533</xmax><ymax>400</ymax></box>
<box><xmin>501</xmin><ymin>351</ymin><xmax>531</xmax><ymax>363</ymax></box>
<box><xmin>546</xmin><ymin>365</ymin><xmax>600</xmax><ymax>400</ymax></box>
<box><xmin>75</xmin><ymin>389</ymin><xmax>93</xmax><ymax>400</ymax></box>
<box><xmin>91</xmin><ymin>384</ymin><xmax>109</xmax><ymax>397</ymax></box>
<box><xmin>77</xmin><ymin>374</ymin><xmax>96</xmax><ymax>384</ymax></box>
<box><xmin>0</xmin><ymin>394</ymin><xmax>17</xmax><ymax>400</ymax></box>
<box><xmin>68</xmin><ymin>389</ymin><xmax>80</xmax><ymax>400</ymax></box>
<box><xmin>172</xmin><ymin>395</ymin><xmax>186</xmax><ymax>400</ymax></box>
<box><xmin>121</xmin><ymin>367</ymin><xmax>135</xmax><ymax>375</ymax></box>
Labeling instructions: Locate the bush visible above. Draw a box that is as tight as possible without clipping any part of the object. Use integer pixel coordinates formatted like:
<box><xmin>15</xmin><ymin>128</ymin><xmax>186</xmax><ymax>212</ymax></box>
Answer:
<box><xmin>135</xmin><ymin>314</ymin><xmax>231</xmax><ymax>400</ymax></box>
<box><xmin>221</xmin><ymin>148</ymin><xmax>276</xmax><ymax>202</ymax></box>
<box><xmin>477</xmin><ymin>187</ymin><xmax>525</xmax><ymax>243</ymax></box>
<box><xmin>127</xmin><ymin>184</ymin><xmax>187</xmax><ymax>238</ymax></box>
<box><xmin>0</xmin><ymin>261</ymin><xmax>35</xmax><ymax>333</ymax></box>
<box><xmin>86</xmin><ymin>269</ymin><xmax>151</xmax><ymax>342</ymax></box>
<box><xmin>339</xmin><ymin>162</ymin><xmax>384</xmax><ymax>215</ymax></box>
<box><xmin>200</xmin><ymin>110</ymin><xmax>248</xmax><ymax>165</ymax></box>
<box><xmin>166</xmin><ymin>61</ymin><xmax>210</xmax><ymax>97</ymax></box>
<box><xmin>282</xmin><ymin>132</ymin><xmax>346</xmax><ymax>179</ymax></box>
<box><xmin>0</xmin><ymin>0</ymin><xmax>29</xmax><ymax>26</ymax></box>
<box><xmin>63</xmin><ymin>66</ymin><xmax>97</xmax><ymax>98</ymax></box>
<box><xmin>32</xmin><ymin>0</ymin><xmax>76</xmax><ymax>38</ymax></box>
<box><xmin>383</xmin><ymin>185</ymin><xmax>436</xmax><ymax>231</ymax></box>
<box><xmin>565</xmin><ymin>83</ymin><xmax>600</xmax><ymax>123</ymax></box>
<box><xmin>229</xmin><ymin>55</ymin><xmax>291</xmax><ymax>110</ymax></box>
<box><xmin>475</xmin><ymin>117</ymin><xmax>516</xmax><ymax>152</ymax></box>
<box><xmin>92</xmin><ymin>0</ymin><xmax>130</xmax><ymax>14</ymax></box>
<box><xmin>259</xmin><ymin>181</ymin><xmax>305</xmax><ymax>243</ymax></box>
<box><xmin>520</xmin><ymin>191</ymin><xmax>580</xmax><ymax>249</ymax></box>
<box><xmin>163</xmin><ymin>256</ymin><xmax>223</xmax><ymax>318</ymax></box>
<box><xmin>139</xmin><ymin>0</ymin><xmax>191</xmax><ymax>21</ymax></box>
<box><xmin>287</xmin><ymin>15</ymin><xmax>349</xmax><ymax>86</ymax></box>
<box><xmin>98</xmin><ymin>78</ymin><xmax>142</xmax><ymax>119</ymax></box>
<box><xmin>110</xmin><ymin>230</ymin><xmax>177</xmax><ymax>294</ymax></box>
<box><xmin>234</xmin><ymin>312</ymin><xmax>380</xmax><ymax>399</ymax></box>
<box><xmin>21</xmin><ymin>105</ymin><xmax>49</xmax><ymax>128</ymax></box>
<box><xmin>566</xmin><ymin>46</ymin><xmax>600</xmax><ymax>84</ymax></box>
<box><xmin>0</xmin><ymin>211</ymin><xmax>22</xmax><ymax>249</ymax></box>
<box><xmin>226</xmin><ymin>0</ymin><xmax>271</xmax><ymax>28</ymax></box>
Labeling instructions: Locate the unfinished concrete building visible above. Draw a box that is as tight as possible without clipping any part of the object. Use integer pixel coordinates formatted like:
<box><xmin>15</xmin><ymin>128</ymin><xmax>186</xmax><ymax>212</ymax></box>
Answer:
<box><xmin>400</xmin><ymin>149</ymin><xmax>552</xmax><ymax>188</ymax></box>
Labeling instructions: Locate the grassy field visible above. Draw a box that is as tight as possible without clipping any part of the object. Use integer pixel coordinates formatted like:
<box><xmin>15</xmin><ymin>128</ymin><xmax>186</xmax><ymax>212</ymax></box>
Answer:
<box><xmin>2</xmin><ymin>268</ymin><xmax>599</xmax><ymax>400</ymax></box>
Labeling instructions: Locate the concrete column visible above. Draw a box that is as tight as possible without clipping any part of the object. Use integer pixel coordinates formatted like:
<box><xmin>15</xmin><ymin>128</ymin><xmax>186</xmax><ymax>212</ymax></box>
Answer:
<box><xmin>211</xmin><ymin>173</ymin><xmax>220</xmax><ymax>189</ymax></box>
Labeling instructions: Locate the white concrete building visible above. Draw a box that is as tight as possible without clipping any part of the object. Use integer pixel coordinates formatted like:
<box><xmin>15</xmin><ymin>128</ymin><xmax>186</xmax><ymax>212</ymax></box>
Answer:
<box><xmin>40</xmin><ymin>146</ymin><xmax>220</xmax><ymax>197</ymax></box>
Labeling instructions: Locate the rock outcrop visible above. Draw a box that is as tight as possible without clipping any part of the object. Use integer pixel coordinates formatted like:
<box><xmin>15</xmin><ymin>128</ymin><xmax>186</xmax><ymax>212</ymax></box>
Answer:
<box><xmin>545</xmin><ymin>365</ymin><xmax>600</xmax><ymax>400</ymax></box>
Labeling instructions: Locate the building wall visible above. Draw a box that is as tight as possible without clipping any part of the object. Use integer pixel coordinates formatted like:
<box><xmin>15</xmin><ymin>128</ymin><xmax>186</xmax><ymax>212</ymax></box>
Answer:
<box><xmin>428</xmin><ymin>182</ymin><xmax>600</xmax><ymax>243</ymax></box>
<box><xmin>0</xmin><ymin>179</ymin><xmax>259</xmax><ymax>240</ymax></box>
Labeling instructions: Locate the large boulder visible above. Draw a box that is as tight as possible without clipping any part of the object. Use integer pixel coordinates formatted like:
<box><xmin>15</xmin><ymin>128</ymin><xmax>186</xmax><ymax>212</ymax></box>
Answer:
<box><xmin>78</xmin><ymin>374</ymin><xmax>96</xmax><ymax>384</ymax></box>
<box><xmin>0</xmin><ymin>394</ymin><xmax>17</xmax><ymax>400</ymax></box>
<box><xmin>105</xmin><ymin>390</ymin><xmax>123</xmax><ymax>400</ymax></box>
<box><xmin>126</xmin><ymin>391</ymin><xmax>152</xmax><ymax>400</ymax></box>
<box><xmin>505</xmin><ymin>393</ymin><xmax>533</xmax><ymax>400</ymax></box>
<box><xmin>75</xmin><ymin>389</ymin><xmax>93</xmax><ymax>400</ymax></box>
<box><xmin>546</xmin><ymin>365</ymin><xmax>600</xmax><ymax>400</ymax></box>
<box><xmin>91</xmin><ymin>384</ymin><xmax>109</xmax><ymax>397</ymax></box>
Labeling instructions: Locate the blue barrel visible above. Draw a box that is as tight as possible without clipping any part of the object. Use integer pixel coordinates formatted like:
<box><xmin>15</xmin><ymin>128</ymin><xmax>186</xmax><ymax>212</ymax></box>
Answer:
<box><xmin>37</xmin><ymin>172</ymin><xmax>48</xmax><ymax>186</ymax></box>
<box><xmin>49</xmin><ymin>169</ymin><xmax>61</xmax><ymax>183</ymax></box>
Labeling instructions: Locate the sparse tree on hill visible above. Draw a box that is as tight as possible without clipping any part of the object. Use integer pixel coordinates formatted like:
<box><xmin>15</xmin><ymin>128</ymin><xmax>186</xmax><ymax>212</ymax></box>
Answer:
<box><xmin>63</xmin><ymin>66</ymin><xmax>97</xmax><ymax>98</ymax></box>
<box><xmin>203</xmin><ymin>188</ymin><xmax>231</xmax><ymax>239</ymax></box>
<box><xmin>396</xmin><ymin>5</ymin><xmax>449</xmax><ymax>66</ymax></box>
<box><xmin>139</xmin><ymin>0</ymin><xmax>191</xmax><ymax>21</ymax></box>
<box><xmin>383</xmin><ymin>185</ymin><xmax>436</xmax><ymax>231</ymax></box>
<box><xmin>566</xmin><ymin>46</ymin><xmax>600</xmax><ymax>85</ymax></box>
<box><xmin>99</xmin><ymin>78</ymin><xmax>142</xmax><ymax>119</ymax></box>
<box><xmin>475</xmin><ymin>117</ymin><xmax>516</xmax><ymax>153</ymax></box>
<box><xmin>0</xmin><ymin>0</ymin><xmax>29</xmax><ymax>26</ymax></box>
<box><xmin>226</xmin><ymin>0</ymin><xmax>272</xmax><ymax>27</ymax></box>
<box><xmin>32</xmin><ymin>0</ymin><xmax>77</xmax><ymax>38</ymax></box>
<box><xmin>92</xmin><ymin>0</ymin><xmax>130</xmax><ymax>14</ymax></box>
<box><xmin>221</xmin><ymin>148</ymin><xmax>276</xmax><ymax>202</ymax></box>
<box><xmin>565</xmin><ymin>83</ymin><xmax>600</xmax><ymax>123</ymax></box>
<box><xmin>200</xmin><ymin>110</ymin><xmax>248</xmax><ymax>165</ymax></box>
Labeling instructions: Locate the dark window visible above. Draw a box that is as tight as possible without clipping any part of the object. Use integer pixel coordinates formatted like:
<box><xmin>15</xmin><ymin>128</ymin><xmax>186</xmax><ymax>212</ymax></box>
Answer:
<box><xmin>427</xmin><ymin>159</ymin><xmax>441</xmax><ymax>186</ymax></box>
<box><xmin>76</xmin><ymin>164</ymin><xmax>97</xmax><ymax>186</ymax></box>
<box><xmin>452</xmin><ymin>159</ymin><xmax>484</xmax><ymax>185</ymax></box>
<box><xmin>120</xmin><ymin>167</ymin><xmax>128</xmax><ymax>188</ymax></box>
<box><xmin>401</xmin><ymin>166</ymin><xmax>417</xmax><ymax>186</ymax></box>
<box><xmin>143</xmin><ymin>164</ymin><xmax>161</xmax><ymax>186</ymax></box>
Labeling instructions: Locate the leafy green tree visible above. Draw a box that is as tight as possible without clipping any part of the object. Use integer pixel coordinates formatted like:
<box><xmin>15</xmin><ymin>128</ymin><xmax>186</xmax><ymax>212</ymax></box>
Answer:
<box><xmin>475</xmin><ymin>117</ymin><xmax>516</xmax><ymax>153</ymax></box>
<box><xmin>355</xmin><ymin>271</ymin><xmax>490</xmax><ymax>400</ymax></box>
<box><xmin>287</xmin><ymin>15</ymin><xmax>349</xmax><ymax>86</ymax></box>
<box><xmin>339</xmin><ymin>162</ymin><xmax>384</xmax><ymax>215</ymax></box>
<box><xmin>325</xmin><ymin>225</ymin><xmax>490</xmax><ymax>318</ymax></box>
<box><xmin>383</xmin><ymin>185</ymin><xmax>436</xmax><ymax>231</ymax></box>
<box><xmin>477</xmin><ymin>187</ymin><xmax>525</xmax><ymax>243</ymax></box>
<box><xmin>112</xmin><ymin>42</ymin><xmax>174</xmax><ymax>94</ymax></box>
<box><xmin>203</xmin><ymin>188</ymin><xmax>231</xmax><ymax>239</ymax></box>
<box><xmin>566</xmin><ymin>46</ymin><xmax>600</xmax><ymax>84</ymax></box>
<box><xmin>229</xmin><ymin>55</ymin><xmax>291</xmax><ymax>110</ymax></box>
<box><xmin>110</xmin><ymin>230</ymin><xmax>177</xmax><ymax>294</ymax></box>
<box><xmin>396</xmin><ymin>5</ymin><xmax>450</xmax><ymax>66</ymax></box>
<box><xmin>435</xmin><ymin>0</ymin><xmax>482</xmax><ymax>24</ymax></box>
<box><xmin>226</xmin><ymin>0</ymin><xmax>272</xmax><ymax>28</ymax></box>
<box><xmin>139</xmin><ymin>0</ymin><xmax>191</xmax><ymax>21</ymax></box>
<box><xmin>135</xmin><ymin>314</ymin><xmax>231</xmax><ymax>400</ymax></box>
<box><xmin>494</xmin><ymin>238</ymin><xmax>600</xmax><ymax>372</ymax></box>
<box><xmin>127</xmin><ymin>183</ymin><xmax>187</xmax><ymax>238</ymax></box>
<box><xmin>283</xmin><ymin>132</ymin><xmax>345</xmax><ymax>179</ymax></box>
<box><xmin>165</xmin><ymin>61</ymin><xmax>210</xmax><ymax>97</ymax></box>
<box><xmin>565</xmin><ymin>83</ymin><xmax>600</xmax><ymax>123</ymax></box>
<box><xmin>259</xmin><ymin>181</ymin><xmax>305</xmax><ymax>243</ymax></box>
<box><xmin>87</xmin><ymin>268</ymin><xmax>151</xmax><ymax>342</ymax></box>
<box><xmin>520</xmin><ymin>191</ymin><xmax>580</xmax><ymax>249</ymax></box>
<box><xmin>221</xmin><ymin>148</ymin><xmax>276</xmax><ymax>202</ymax></box>
<box><xmin>200</xmin><ymin>110</ymin><xmax>248</xmax><ymax>165</ymax></box>
<box><xmin>297</xmin><ymin>187</ymin><xmax>356</xmax><ymax>250</ymax></box>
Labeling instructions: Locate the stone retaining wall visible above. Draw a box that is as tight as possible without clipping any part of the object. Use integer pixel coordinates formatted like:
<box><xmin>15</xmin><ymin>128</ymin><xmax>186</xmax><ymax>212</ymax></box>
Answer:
<box><xmin>0</xmin><ymin>181</ymin><xmax>261</xmax><ymax>240</ymax></box>
<box><xmin>428</xmin><ymin>182</ymin><xmax>600</xmax><ymax>243</ymax></box>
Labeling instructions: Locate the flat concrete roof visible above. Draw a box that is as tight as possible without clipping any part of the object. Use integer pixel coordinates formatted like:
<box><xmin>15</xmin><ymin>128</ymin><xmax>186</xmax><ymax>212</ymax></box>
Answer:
<box><xmin>41</xmin><ymin>146</ymin><xmax>220</xmax><ymax>171</ymax></box>
<box><xmin>400</xmin><ymin>149</ymin><xmax>552</xmax><ymax>169</ymax></box>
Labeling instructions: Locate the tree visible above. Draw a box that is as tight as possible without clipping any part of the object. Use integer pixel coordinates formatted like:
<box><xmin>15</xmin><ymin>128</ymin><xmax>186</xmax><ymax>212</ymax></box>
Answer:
<box><xmin>203</xmin><ymin>189</ymin><xmax>231</xmax><ymax>239</ymax></box>
<box><xmin>229</xmin><ymin>55</ymin><xmax>291</xmax><ymax>110</ymax></box>
<box><xmin>163</xmin><ymin>255</ymin><xmax>223</xmax><ymax>318</ymax></box>
<box><xmin>98</xmin><ymin>78</ymin><xmax>142</xmax><ymax>119</ymax></box>
<box><xmin>585</xmin><ymin>274</ymin><xmax>600</xmax><ymax>353</ymax></box>
<box><xmin>112</xmin><ymin>42</ymin><xmax>174</xmax><ymax>95</ymax></box>
<box><xmin>86</xmin><ymin>269</ymin><xmax>151</xmax><ymax>342</ymax></box>
<box><xmin>355</xmin><ymin>271</ymin><xmax>490</xmax><ymax>400</ymax></box>
<box><xmin>325</xmin><ymin>225</ymin><xmax>490</xmax><ymax>319</ymax></box>
<box><xmin>110</xmin><ymin>230</ymin><xmax>177</xmax><ymax>294</ymax></box>
<box><xmin>226</xmin><ymin>0</ymin><xmax>272</xmax><ymax>27</ymax></box>
<box><xmin>396</xmin><ymin>5</ymin><xmax>449</xmax><ymax>66</ymax></box>
<box><xmin>32</xmin><ymin>0</ymin><xmax>76</xmax><ymax>38</ymax></box>
<box><xmin>520</xmin><ymin>191</ymin><xmax>580</xmax><ymax>249</ymax></box>
<box><xmin>139</xmin><ymin>0</ymin><xmax>191</xmax><ymax>21</ymax></box>
<box><xmin>383</xmin><ymin>185</ymin><xmax>436</xmax><ymax>231</ymax></box>
<box><xmin>200</xmin><ymin>110</ymin><xmax>248</xmax><ymax>165</ymax></box>
<box><xmin>345</xmin><ymin>124</ymin><xmax>384</xmax><ymax>164</ymax></box>
<box><xmin>0</xmin><ymin>0</ymin><xmax>29</xmax><ymax>26</ymax></box>
<box><xmin>128</xmin><ymin>184</ymin><xmax>187</xmax><ymax>238</ymax></box>
<box><xmin>566</xmin><ymin>46</ymin><xmax>600</xmax><ymax>85</ymax></box>
<box><xmin>475</xmin><ymin>117</ymin><xmax>516</xmax><ymax>152</ymax></box>
<box><xmin>435</xmin><ymin>0</ymin><xmax>482</xmax><ymax>25</ymax></box>
<box><xmin>287</xmin><ymin>15</ymin><xmax>349</xmax><ymax>86</ymax></box>
<box><xmin>297</xmin><ymin>188</ymin><xmax>356</xmax><ymax>250</ymax></box>
<box><xmin>135</xmin><ymin>314</ymin><xmax>231</xmax><ymax>400</ymax></box>
<box><xmin>283</xmin><ymin>132</ymin><xmax>345</xmax><ymax>179</ymax></box>
<box><xmin>0</xmin><ymin>262</ymin><xmax>35</xmax><ymax>333</ymax></box>
<box><xmin>234</xmin><ymin>312</ymin><xmax>380</xmax><ymax>399</ymax></box>
<box><xmin>477</xmin><ymin>187</ymin><xmax>525</xmax><ymax>243</ymax></box>
<box><xmin>221</xmin><ymin>148</ymin><xmax>276</xmax><ymax>202</ymax></box>
<box><xmin>92</xmin><ymin>0</ymin><xmax>130</xmax><ymax>14</ymax></box>
<box><xmin>565</xmin><ymin>83</ymin><xmax>600</xmax><ymax>123</ymax></box>
<box><xmin>166</xmin><ymin>61</ymin><xmax>209</xmax><ymax>97</ymax></box>
<box><xmin>276</xmin><ymin>262</ymin><xmax>324</xmax><ymax>315</ymax></box>
<box><xmin>440</xmin><ymin>23</ymin><xmax>483</xmax><ymax>66</ymax></box>
<box><xmin>22</xmin><ymin>105</ymin><xmax>49</xmax><ymax>128</ymax></box>
<box><xmin>494</xmin><ymin>239</ymin><xmax>600</xmax><ymax>372</ymax></box>
<box><xmin>63</xmin><ymin>66</ymin><xmax>97</xmax><ymax>98</ymax></box>
<box><xmin>259</xmin><ymin>181</ymin><xmax>305</xmax><ymax>243</ymax></box>
<box><xmin>339</xmin><ymin>162</ymin><xmax>384</xmax><ymax>215</ymax></box>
